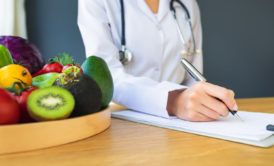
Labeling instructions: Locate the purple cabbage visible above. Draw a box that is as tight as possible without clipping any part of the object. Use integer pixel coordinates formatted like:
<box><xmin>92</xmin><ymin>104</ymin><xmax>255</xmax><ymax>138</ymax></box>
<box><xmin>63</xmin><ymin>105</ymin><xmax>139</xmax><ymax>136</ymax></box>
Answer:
<box><xmin>0</xmin><ymin>36</ymin><xmax>44</xmax><ymax>74</ymax></box>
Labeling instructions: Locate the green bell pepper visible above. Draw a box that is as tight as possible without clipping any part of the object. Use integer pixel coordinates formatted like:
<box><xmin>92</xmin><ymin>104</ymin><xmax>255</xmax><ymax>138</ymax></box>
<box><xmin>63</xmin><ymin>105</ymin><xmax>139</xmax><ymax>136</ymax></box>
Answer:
<box><xmin>0</xmin><ymin>44</ymin><xmax>13</xmax><ymax>68</ymax></box>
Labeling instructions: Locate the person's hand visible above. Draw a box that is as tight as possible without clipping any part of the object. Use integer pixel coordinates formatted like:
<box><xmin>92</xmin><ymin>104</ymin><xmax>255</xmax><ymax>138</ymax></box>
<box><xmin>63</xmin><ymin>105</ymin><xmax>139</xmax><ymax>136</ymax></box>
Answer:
<box><xmin>167</xmin><ymin>82</ymin><xmax>238</xmax><ymax>122</ymax></box>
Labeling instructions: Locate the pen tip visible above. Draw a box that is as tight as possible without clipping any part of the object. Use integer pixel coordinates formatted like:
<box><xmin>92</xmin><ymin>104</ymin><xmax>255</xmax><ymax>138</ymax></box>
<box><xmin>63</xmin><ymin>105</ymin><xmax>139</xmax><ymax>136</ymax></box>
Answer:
<box><xmin>235</xmin><ymin>114</ymin><xmax>244</xmax><ymax>122</ymax></box>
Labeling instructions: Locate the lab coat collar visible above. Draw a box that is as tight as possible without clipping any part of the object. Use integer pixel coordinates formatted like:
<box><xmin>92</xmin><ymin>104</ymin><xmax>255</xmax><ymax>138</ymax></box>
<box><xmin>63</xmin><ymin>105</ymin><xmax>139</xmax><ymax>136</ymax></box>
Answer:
<box><xmin>137</xmin><ymin>0</ymin><xmax>170</xmax><ymax>23</ymax></box>
<box><xmin>158</xmin><ymin>0</ymin><xmax>170</xmax><ymax>21</ymax></box>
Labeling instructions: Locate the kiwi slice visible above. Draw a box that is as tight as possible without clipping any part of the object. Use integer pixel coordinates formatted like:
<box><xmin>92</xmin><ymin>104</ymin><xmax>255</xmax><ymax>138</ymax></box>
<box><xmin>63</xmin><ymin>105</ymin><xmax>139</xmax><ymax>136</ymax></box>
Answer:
<box><xmin>27</xmin><ymin>86</ymin><xmax>75</xmax><ymax>121</ymax></box>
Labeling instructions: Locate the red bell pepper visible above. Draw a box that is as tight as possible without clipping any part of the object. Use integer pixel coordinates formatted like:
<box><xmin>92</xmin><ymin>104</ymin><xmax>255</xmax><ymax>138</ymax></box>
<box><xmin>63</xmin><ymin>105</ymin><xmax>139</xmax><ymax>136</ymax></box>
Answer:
<box><xmin>32</xmin><ymin>62</ymin><xmax>63</xmax><ymax>77</ymax></box>
<box><xmin>11</xmin><ymin>86</ymin><xmax>38</xmax><ymax>123</ymax></box>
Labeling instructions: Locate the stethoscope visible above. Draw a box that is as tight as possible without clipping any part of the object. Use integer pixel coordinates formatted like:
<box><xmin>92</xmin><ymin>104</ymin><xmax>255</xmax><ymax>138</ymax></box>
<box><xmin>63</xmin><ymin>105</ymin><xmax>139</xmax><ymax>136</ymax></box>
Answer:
<box><xmin>119</xmin><ymin>0</ymin><xmax>198</xmax><ymax>65</ymax></box>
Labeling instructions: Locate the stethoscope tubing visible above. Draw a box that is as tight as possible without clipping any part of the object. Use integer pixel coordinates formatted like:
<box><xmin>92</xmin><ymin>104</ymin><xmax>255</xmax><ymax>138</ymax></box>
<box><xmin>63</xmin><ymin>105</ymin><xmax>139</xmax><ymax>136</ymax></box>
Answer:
<box><xmin>120</xmin><ymin>0</ymin><xmax>126</xmax><ymax>49</ymax></box>
<box><xmin>170</xmin><ymin>0</ymin><xmax>191</xmax><ymax>19</ymax></box>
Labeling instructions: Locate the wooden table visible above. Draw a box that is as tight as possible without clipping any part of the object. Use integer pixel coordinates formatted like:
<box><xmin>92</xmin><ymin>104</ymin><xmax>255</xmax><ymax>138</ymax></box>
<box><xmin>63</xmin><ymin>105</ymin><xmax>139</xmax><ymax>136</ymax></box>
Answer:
<box><xmin>0</xmin><ymin>98</ymin><xmax>274</xmax><ymax>166</ymax></box>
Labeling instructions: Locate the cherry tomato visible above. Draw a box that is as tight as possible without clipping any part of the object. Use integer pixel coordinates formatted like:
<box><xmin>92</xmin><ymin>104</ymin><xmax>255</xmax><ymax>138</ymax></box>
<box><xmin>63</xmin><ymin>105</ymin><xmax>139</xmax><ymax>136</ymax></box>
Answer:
<box><xmin>0</xmin><ymin>88</ymin><xmax>20</xmax><ymax>125</ymax></box>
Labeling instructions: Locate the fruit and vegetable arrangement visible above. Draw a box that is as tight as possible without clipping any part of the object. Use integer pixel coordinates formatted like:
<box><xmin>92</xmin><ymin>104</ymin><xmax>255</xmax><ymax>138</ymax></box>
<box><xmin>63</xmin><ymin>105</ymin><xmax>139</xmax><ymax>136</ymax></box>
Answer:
<box><xmin>0</xmin><ymin>36</ymin><xmax>114</xmax><ymax>125</ymax></box>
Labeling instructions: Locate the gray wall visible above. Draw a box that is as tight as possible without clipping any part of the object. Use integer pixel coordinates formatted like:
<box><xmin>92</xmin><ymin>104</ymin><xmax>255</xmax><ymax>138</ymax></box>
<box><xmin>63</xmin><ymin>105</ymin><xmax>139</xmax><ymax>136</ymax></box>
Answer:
<box><xmin>26</xmin><ymin>0</ymin><xmax>85</xmax><ymax>64</ymax></box>
<box><xmin>198</xmin><ymin>0</ymin><xmax>274</xmax><ymax>98</ymax></box>
<box><xmin>26</xmin><ymin>0</ymin><xmax>274</xmax><ymax>98</ymax></box>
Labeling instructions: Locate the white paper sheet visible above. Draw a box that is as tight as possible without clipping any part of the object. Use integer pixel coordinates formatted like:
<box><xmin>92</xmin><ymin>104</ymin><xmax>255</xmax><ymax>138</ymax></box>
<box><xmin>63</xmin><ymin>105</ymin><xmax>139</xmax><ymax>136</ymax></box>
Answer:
<box><xmin>112</xmin><ymin>110</ymin><xmax>274</xmax><ymax>147</ymax></box>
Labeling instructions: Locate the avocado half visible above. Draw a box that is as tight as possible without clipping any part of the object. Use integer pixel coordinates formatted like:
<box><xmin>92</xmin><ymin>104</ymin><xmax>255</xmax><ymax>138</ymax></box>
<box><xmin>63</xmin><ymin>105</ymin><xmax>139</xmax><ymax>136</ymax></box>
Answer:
<box><xmin>56</xmin><ymin>74</ymin><xmax>102</xmax><ymax>117</ymax></box>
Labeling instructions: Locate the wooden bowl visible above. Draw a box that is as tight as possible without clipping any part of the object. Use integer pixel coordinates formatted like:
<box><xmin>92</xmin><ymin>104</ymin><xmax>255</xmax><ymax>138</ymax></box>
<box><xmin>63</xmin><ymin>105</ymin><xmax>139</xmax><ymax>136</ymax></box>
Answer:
<box><xmin>0</xmin><ymin>107</ymin><xmax>111</xmax><ymax>154</ymax></box>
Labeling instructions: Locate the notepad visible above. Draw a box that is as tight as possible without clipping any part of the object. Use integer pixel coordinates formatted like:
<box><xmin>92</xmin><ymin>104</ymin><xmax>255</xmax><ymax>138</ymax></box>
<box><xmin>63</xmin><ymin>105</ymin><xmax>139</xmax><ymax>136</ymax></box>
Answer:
<box><xmin>112</xmin><ymin>110</ymin><xmax>274</xmax><ymax>147</ymax></box>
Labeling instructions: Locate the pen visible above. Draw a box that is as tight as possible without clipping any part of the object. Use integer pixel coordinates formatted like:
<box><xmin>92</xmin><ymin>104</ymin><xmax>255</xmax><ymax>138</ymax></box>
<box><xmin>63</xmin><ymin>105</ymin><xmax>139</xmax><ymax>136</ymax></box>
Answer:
<box><xmin>180</xmin><ymin>58</ymin><xmax>243</xmax><ymax>121</ymax></box>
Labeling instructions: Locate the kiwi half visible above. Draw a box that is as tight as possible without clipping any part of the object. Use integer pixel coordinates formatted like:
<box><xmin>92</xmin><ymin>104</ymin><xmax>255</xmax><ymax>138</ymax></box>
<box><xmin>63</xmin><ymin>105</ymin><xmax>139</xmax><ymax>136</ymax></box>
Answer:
<box><xmin>27</xmin><ymin>86</ymin><xmax>75</xmax><ymax>121</ymax></box>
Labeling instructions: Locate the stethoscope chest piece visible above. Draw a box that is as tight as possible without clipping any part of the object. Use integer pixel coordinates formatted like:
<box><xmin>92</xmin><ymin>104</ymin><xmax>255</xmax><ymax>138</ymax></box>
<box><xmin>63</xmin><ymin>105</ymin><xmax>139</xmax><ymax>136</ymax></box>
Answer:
<box><xmin>119</xmin><ymin>47</ymin><xmax>133</xmax><ymax>65</ymax></box>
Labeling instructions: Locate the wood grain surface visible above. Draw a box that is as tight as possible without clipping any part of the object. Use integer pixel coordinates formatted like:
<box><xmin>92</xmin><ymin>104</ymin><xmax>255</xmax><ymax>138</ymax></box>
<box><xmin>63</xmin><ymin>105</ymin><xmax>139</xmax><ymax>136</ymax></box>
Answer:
<box><xmin>0</xmin><ymin>108</ymin><xmax>111</xmax><ymax>155</ymax></box>
<box><xmin>0</xmin><ymin>98</ymin><xmax>273</xmax><ymax>166</ymax></box>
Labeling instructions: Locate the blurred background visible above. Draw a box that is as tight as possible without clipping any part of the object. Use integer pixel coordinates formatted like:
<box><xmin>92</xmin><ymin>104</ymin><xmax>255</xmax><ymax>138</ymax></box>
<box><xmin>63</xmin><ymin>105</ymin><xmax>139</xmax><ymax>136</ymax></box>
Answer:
<box><xmin>3</xmin><ymin>0</ymin><xmax>274</xmax><ymax>98</ymax></box>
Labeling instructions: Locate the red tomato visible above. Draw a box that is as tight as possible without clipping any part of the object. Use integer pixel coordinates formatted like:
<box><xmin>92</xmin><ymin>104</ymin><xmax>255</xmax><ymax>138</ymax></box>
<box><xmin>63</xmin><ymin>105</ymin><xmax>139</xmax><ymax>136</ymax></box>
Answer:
<box><xmin>42</xmin><ymin>62</ymin><xmax>63</xmax><ymax>73</ymax></box>
<box><xmin>14</xmin><ymin>87</ymin><xmax>37</xmax><ymax>123</ymax></box>
<box><xmin>0</xmin><ymin>88</ymin><xmax>20</xmax><ymax>125</ymax></box>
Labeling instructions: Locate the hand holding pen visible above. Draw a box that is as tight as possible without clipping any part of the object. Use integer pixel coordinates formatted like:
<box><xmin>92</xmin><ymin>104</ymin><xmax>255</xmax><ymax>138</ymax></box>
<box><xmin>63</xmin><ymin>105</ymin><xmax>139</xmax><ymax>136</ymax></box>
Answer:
<box><xmin>167</xmin><ymin>58</ymin><xmax>239</xmax><ymax>122</ymax></box>
<box><xmin>181</xmin><ymin>58</ymin><xmax>242</xmax><ymax>121</ymax></box>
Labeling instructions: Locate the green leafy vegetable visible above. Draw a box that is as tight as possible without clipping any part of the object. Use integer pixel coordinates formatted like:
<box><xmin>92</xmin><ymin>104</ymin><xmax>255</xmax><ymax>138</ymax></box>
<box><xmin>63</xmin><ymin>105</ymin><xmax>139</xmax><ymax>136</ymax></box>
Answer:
<box><xmin>49</xmin><ymin>52</ymin><xmax>75</xmax><ymax>66</ymax></box>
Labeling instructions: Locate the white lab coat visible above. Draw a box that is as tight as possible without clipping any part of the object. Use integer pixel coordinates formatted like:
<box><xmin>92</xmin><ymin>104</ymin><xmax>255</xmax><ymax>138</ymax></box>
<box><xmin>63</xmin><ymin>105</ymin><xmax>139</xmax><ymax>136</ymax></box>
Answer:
<box><xmin>78</xmin><ymin>0</ymin><xmax>203</xmax><ymax>118</ymax></box>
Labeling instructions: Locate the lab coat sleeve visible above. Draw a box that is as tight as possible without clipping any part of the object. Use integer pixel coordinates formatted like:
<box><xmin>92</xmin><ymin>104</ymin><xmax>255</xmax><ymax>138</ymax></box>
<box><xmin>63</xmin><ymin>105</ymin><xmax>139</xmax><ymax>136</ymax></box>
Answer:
<box><xmin>78</xmin><ymin>0</ymin><xmax>186</xmax><ymax>118</ymax></box>
<box><xmin>182</xmin><ymin>0</ymin><xmax>203</xmax><ymax>86</ymax></box>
